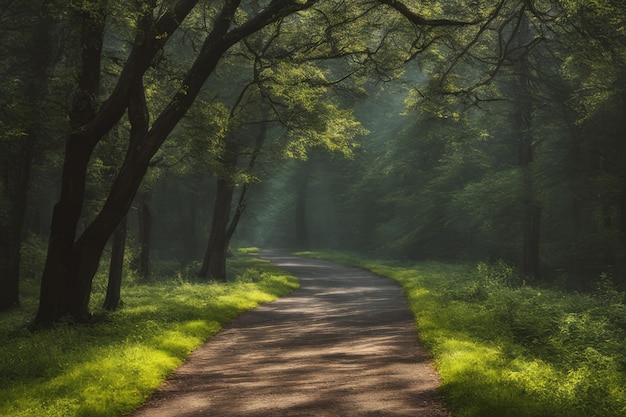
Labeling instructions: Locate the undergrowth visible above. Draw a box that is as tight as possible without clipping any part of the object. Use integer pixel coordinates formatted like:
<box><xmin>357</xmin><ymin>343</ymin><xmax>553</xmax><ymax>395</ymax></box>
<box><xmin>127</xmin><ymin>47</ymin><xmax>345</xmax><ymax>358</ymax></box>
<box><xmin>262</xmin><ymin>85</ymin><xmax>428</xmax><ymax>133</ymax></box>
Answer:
<box><xmin>300</xmin><ymin>251</ymin><xmax>626</xmax><ymax>417</ymax></box>
<box><xmin>0</xmin><ymin>248</ymin><xmax>298</xmax><ymax>417</ymax></box>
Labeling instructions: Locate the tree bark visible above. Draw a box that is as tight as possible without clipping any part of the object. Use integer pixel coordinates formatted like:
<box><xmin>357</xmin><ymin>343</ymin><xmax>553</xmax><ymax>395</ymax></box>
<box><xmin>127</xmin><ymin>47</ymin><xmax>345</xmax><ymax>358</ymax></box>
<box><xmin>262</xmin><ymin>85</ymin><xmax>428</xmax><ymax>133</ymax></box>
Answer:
<box><xmin>33</xmin><ymin>0</ymin><xmax>316</xmax><ymax>327</ymax></box>
<box><xmin>513</xmin><ymin>11</ymin><xmax>541</xmax><ymax>279</ymax></box>
<box><xmin>0</xmin><ymin>0</ymin><xmax>55</xmax><ymax>311</ymax></box>
<box><xmin>137</xmin><ymin>193</ymin><xmax>152</xmax><ymax>280</ymax></box>
<box><xmin>33</xmin><ymin>0</ymin><xmax>107</xmax><ymax>325</ymax></box>
<box><xmin>224</xmin><ymin>120</ymin><xmax>267</xmax><ymax>246</ymax></box>
<box><xmin>295</xmin><ymin>162</ymin><xmax>311</xmax><ymax>251</ymax></box>
<box><xmin>617</xmin><ymin>189</ymin><xmax>626</xmax><ymax>287</ymax></box>
<box><xmin>103</xmin><ymin>215</ymin><xmax>127</xmax><ymax>311</ymax></box>
<box><xmin>199</xmin><ymin>142</ymin><xmax>238</xmax><ymax>281</ymax></box>
<box><xmin>32</xmin><ymin>1</ymin><xmax>201</xmax><ymax>327</ymax></box>
<box><xmin>202</xmin><ymin>179</ymin><xmax>236</xmax><ymax>281</ymax></box>
<box><xmin>178</xmin><ymin>185</ymin><xmax>199</xmax><ymax>265</ymax></box>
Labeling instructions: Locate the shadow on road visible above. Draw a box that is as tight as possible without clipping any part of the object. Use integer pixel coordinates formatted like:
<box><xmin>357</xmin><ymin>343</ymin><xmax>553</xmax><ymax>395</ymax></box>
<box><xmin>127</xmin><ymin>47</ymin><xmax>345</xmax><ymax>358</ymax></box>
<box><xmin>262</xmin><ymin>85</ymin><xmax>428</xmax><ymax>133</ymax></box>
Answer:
<box><xmin>130</xmin><ymin>254</ymin><xmax>450</xmax><ymax>417</ymax></box>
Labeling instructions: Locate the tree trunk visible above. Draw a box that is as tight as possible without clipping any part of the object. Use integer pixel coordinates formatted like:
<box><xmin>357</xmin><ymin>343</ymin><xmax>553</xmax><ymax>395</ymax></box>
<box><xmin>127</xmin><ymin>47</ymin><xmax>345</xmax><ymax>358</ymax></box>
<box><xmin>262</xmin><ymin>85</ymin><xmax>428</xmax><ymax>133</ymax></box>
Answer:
<box><xmin>617</xmin><ymin>188</ymin><xmax>626</xmax><ymax>287</ymax></box>
<box><xmin>199</xmin><ymin>137</ymin><xmax>241</xmax><ymax>281</ymax></box>
<box><xmin>568</xmin><ymin>124</ymin><xmax>584</xmax><ymax>237</ymax></box>
<box><xmin>0</xmin><ymin>0</ymin><xmax>55</xmax><ymax>311</ymax></box>
<box><xmin>0</xmin><ymin>144</ymin><xmax>32</xmax><ymax>310</ymax></box>
<box><xmin>224</xmin><ymin>119</ymin><xmax>267</xmax><ymax>247</ymax></box>
<box><xmin>178</xmin><ymin>186</ymin><xmax>199</xmax><ymax>265</ymax></box>
<box><xmin>137</xmin><ymin>193</ymin><xmax>152</xmax><ymax>280</ymax></box>
<box><xmin>513</xmin><ymin>11</ymin><xmax>541</xmax><ymax>279</ymax></box>
<box><xmin>199</xmin><ymin>174</ymin><xmax>236</xmax><ymax>281</ymax></box>
<box><xmin>295</xmin><ymin>162</ymin><xmax>311</xmax><ymax>250</ymax></box>
<box><xmin>103</xmin><ymin>215</ymin><xmax>127</xmax><ymax>311</ymax></box>
<box><xmin>32</xmin><ymin>0</ymin><xmax>314</xmax><ymax>327</ymax></box>
<box><xmin>199</xmin><ymin>115</ymin><xmax>269</xmax><ymax>281</ymax></box>
<box><xmin>33</xmin><ymin>1</ymin><xmax>107</xmax><ymax>326</ymax></box>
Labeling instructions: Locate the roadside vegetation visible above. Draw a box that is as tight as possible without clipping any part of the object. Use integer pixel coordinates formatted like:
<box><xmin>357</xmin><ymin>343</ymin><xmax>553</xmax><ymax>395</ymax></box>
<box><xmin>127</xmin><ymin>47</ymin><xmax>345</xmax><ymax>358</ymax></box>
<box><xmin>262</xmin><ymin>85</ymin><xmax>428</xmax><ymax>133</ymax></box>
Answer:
<box><xmin>300</xmin><ymin>251</ymin><xmax>626</xmax><ymax>417</ymax></box>
<box><xmin>0</xmin><ymin>249</ymin><xmax>298</xmax><ymax>417</ymax></box>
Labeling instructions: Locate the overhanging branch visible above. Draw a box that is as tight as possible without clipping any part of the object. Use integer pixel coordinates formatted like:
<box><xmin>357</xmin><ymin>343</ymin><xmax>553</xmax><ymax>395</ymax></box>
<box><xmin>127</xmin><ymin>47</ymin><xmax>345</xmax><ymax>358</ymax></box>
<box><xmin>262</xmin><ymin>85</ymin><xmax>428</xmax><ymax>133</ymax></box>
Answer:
<box><xmin>377</xmin><ymin>0</ymin><xmax>480</xmax><ymax>26</ymax></box>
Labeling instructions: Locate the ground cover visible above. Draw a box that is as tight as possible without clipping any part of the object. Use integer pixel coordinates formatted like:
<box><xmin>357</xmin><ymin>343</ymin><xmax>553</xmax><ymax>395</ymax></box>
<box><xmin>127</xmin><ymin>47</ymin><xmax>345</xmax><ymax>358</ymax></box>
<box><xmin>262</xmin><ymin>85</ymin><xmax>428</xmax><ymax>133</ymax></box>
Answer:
<box><xmin>0</xmin><ymin>249</ymin><xmax>298</xmax><ymax>417</ymax></box>
<box><xmin>300</xmin><ymin>252</ymin><xmax>626</xmax><ymax>417</ymax></box>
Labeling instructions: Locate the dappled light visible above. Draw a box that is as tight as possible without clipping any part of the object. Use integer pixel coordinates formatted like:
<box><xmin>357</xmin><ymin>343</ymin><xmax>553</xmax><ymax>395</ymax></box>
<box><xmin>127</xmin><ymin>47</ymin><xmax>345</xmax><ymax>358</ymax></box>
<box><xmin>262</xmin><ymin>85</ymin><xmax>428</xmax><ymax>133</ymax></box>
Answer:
<box><xmin>1</xmin><ymin>0</ymin><xmax>625</xmax><ymax>416</ymax></box>
<box><xmin>131</xmin><ymin>255</ymin><xmax>448</xmax><ymax>417</ymax></box>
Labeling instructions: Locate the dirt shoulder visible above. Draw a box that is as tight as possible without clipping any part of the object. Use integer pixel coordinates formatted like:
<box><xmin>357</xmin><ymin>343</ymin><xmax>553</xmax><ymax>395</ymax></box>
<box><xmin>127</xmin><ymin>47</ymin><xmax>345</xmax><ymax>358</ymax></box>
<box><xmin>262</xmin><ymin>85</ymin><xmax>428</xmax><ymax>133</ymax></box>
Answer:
<box><xmin>129</xmin><ymin>253</ymin><xmax>450</xmax><ymax>417</ymax></box>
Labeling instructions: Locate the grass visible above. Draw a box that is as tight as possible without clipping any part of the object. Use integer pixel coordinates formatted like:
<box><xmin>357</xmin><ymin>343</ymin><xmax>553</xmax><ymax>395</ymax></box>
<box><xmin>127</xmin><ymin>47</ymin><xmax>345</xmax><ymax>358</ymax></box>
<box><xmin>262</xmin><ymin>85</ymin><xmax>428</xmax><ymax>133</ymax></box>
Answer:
<box><xmin>299</xmin><ymin>251</ymin><xmax>626</xmax><ymax>417</ymax></box>
<box><xmin>0</xmin><ymin>248</ymin><xmax>298</xmax><ymax>417</ymax></box>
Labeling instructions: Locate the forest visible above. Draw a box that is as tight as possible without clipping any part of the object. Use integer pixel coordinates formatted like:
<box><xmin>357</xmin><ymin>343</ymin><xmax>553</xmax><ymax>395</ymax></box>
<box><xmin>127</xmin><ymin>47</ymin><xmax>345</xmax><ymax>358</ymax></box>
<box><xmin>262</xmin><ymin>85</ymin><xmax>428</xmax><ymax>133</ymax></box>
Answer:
<box><xmin>1</xmin><ymin>0</ymin><xmax>625</xmax><ymax>415</ymax></box>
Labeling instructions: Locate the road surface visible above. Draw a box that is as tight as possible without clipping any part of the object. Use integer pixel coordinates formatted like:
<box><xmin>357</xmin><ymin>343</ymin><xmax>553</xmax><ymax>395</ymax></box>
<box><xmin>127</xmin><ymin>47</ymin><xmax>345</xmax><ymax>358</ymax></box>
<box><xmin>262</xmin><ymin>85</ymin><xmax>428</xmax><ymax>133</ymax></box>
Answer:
<box><xmin>129</xmin><ymin>253</ymin><xmax>449</xmax><ymax>417</ymax></box>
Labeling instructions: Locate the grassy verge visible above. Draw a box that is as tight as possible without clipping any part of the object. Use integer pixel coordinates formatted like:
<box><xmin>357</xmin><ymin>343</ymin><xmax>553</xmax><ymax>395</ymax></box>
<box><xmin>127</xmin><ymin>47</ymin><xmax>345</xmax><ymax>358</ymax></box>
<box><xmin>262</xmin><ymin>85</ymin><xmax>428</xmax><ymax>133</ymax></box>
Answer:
<box><xmin>0</xmin><ymin>248</ymin><xmax>298</xmax><ymax>417</ymax></box>
<box><xmin>299</xmin><ymin>251</ymin><xmax>626</xmax><ymax>417</ymax></box>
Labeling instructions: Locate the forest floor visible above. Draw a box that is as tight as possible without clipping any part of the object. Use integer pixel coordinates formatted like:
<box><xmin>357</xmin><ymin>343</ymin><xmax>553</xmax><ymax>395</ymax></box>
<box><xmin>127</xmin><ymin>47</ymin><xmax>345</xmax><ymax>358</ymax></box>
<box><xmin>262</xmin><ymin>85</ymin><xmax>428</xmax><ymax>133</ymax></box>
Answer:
<box><xmin>128</xmin><ymin>253</ymin><xmax>450</xmax><ymax>417</ymax></box>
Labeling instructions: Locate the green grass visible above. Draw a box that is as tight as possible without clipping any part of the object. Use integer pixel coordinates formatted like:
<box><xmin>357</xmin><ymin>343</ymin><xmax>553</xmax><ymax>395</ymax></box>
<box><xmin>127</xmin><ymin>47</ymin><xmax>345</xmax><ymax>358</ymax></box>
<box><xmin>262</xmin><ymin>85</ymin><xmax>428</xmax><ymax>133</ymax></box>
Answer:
<box><xmin>0</xmin><ymin>249</ymin><xmax>298</xmax><ymax>417</ymax></box>
<box><xmin>299</xmin><ymin>251</ymin><xmax>626</xmax><ymax>417</ymax></box>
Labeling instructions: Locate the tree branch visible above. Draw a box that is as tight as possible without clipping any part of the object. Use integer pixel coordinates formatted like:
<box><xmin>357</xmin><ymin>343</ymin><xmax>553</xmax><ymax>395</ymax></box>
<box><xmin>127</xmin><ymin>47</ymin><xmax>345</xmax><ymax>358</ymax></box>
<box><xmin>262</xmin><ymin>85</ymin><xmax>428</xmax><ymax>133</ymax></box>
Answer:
<box><xmin>377</xmin><ymin>0</ymin><xmax>480</xmax><ymax>26</ymax></box>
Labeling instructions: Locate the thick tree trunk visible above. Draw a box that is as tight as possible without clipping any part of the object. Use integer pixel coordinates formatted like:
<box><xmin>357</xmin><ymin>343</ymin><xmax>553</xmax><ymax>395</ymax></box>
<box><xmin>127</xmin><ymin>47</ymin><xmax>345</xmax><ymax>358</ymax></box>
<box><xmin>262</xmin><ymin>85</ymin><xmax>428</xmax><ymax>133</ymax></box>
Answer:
<box><xmin>67</xmin><ymin>75</ymin><xmax>154</xmax><ymax>316</ymax></box>
<box><xmin>32</xmin><ymin>0</ymin><xmax>314</xmax><ymax>327</ymax></box>
<box><xmin>33</xmin><ymin>0</ymin><xmax>107</xmax><ymax>326</ymax></box>
<box><xmin>103</xmin><ymin>215</ymin><xmax>127</xmax><ymax>311</ymax></box>
<box><xmin>35</xmin><ymin>138</ymin><xmax>102</xmax><ymax>325</ymax></box>
<box><xmin>32</xmin><ymin>0</ymin><xmax>202</xmax><ymax>328</ymax></box>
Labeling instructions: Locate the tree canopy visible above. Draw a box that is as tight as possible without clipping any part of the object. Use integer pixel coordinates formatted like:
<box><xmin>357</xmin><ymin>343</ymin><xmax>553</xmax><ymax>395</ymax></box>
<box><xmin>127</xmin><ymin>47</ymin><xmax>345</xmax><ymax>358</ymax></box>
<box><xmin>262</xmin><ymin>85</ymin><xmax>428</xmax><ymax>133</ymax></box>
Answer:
<box><xmin>0</xmin><ymin>0</ymin><xmax>624</xmax><ymax>324</ymax></box>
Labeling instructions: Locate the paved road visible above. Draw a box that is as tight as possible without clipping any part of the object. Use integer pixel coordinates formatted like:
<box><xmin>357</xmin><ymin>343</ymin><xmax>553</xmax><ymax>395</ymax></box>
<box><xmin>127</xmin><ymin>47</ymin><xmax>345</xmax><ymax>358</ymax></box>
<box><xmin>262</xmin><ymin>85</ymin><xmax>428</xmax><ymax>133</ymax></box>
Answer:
<box><xmin>130</xmin><ymin>254</ymin><xmax>449</xmax><ymax>417</ymax></box>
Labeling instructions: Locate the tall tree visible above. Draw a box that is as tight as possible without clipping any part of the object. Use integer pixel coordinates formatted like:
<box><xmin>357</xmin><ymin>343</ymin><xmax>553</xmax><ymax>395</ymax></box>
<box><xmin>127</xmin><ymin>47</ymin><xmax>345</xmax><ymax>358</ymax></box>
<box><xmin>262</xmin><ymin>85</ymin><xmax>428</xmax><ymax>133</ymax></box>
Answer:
<box><xmin>28</xmin><ymin>0</ymin><xmax>495</xmax><ymax>325</ymax></box>
<box><xmin>33</xmin><ymin>0</ymin><xmax>322</xmax><ymax>327</ymax></box>
<box><xmin>102</xmin><ymin>215</ymin><xmax>126</xmax><ymax>311</ymax></box>
<box><xmin>0</xmin><ymin>0</ymin><xmax>58</xmax><ymax>310</ymax></box>
<box><xmin>512</xmin><ymin>9</ymin><xmax>541</xmax><ymax>279</ymax></box>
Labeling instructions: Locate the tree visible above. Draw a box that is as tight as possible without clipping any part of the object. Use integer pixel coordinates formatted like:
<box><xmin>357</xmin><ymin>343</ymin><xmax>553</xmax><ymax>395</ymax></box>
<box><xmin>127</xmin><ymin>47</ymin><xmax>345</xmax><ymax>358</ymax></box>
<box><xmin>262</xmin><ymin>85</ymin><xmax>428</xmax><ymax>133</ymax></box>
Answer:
<box><xmin>0</xmin><ymin>0</ymin><xmax>58</xmax><ymax>310</ymax></box>
<box><xmin>27</xmin><ymin>0</ymin><xmax>503</xmax><ymax>326</ymax></box>
<box><xmin>557</xmin><ymin>0</ymin><xmax>626</xmax><ymax>282</ymax></box>
<box><xmin>102</xmin><ymin>215</ymin><xmax>127</xmax><ymax>311</ymax></box>
<box><xmin>33</xmin><ymin>0</ymin><xmax>319</xmax><ymax>327</ymax></box>
<box><xmin>511</xmin><ymin>9</ymin><xmax>541</xmax><ymax>279</ymax></box>
<box><xmin>197</xmin><ymin>54</ymin><xmax>364</xmax><ymax>279</ymax></box>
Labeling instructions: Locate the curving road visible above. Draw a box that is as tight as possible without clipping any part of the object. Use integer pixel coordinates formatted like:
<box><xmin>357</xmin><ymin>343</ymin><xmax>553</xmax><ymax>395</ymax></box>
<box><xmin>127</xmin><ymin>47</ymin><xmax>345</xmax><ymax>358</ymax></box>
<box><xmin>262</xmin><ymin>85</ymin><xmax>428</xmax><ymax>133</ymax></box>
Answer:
<box><xmin>130</xmin><ymin>253</ymin><xmax>449</xmax><ymax>417</ymax></box>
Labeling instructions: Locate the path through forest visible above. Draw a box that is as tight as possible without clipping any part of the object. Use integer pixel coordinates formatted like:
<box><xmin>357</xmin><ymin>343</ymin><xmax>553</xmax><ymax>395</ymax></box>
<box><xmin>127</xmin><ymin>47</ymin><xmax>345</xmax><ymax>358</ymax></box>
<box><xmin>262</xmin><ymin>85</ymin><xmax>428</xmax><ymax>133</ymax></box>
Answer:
<box><xmin>129</xmin><ymin>253</ymin><xmax>450</xmax><ymax>416</ymax></box>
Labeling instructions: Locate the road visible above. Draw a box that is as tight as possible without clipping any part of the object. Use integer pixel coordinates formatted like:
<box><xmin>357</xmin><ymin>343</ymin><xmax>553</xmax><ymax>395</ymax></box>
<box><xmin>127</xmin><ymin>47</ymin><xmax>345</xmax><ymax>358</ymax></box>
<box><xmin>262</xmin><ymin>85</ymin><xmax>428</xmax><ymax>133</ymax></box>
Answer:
<box><xmin>129</xmin><ymin>253</ymin><xmax>449</xmax><ymax>417</ymax></box>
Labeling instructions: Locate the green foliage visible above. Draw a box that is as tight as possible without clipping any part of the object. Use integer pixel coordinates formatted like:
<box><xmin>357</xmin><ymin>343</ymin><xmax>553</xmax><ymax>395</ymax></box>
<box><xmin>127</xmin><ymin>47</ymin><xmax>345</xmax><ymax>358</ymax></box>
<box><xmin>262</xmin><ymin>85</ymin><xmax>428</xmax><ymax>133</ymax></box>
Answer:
<box><xmin>303</xmin><ymin>252</ymin><xmax>626</xmax><ymax>417</ymax></box>
<box><xmin>0</xmin><ymin>250</ymin><xmax>298</xmax><ymax>417</ymax></box>
<box><xmin>254</xmin><ymin>60</ymin><xmax>366</xmax><ymax>160</ymax></box>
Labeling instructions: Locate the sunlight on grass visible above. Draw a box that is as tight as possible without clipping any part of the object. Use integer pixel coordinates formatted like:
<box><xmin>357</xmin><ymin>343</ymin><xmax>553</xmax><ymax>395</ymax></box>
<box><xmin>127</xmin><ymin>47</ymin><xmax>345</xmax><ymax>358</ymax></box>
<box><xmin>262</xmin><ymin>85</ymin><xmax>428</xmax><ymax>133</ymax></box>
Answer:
<box><xmin>303</xmin><ymin>251</ymin><xmax>626</xmax><ymax>417</ymax></box>
<box><xmin>0</xmin><ymin>249</ymin><xmax>299</xmax><ymax>417</ymax></box>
